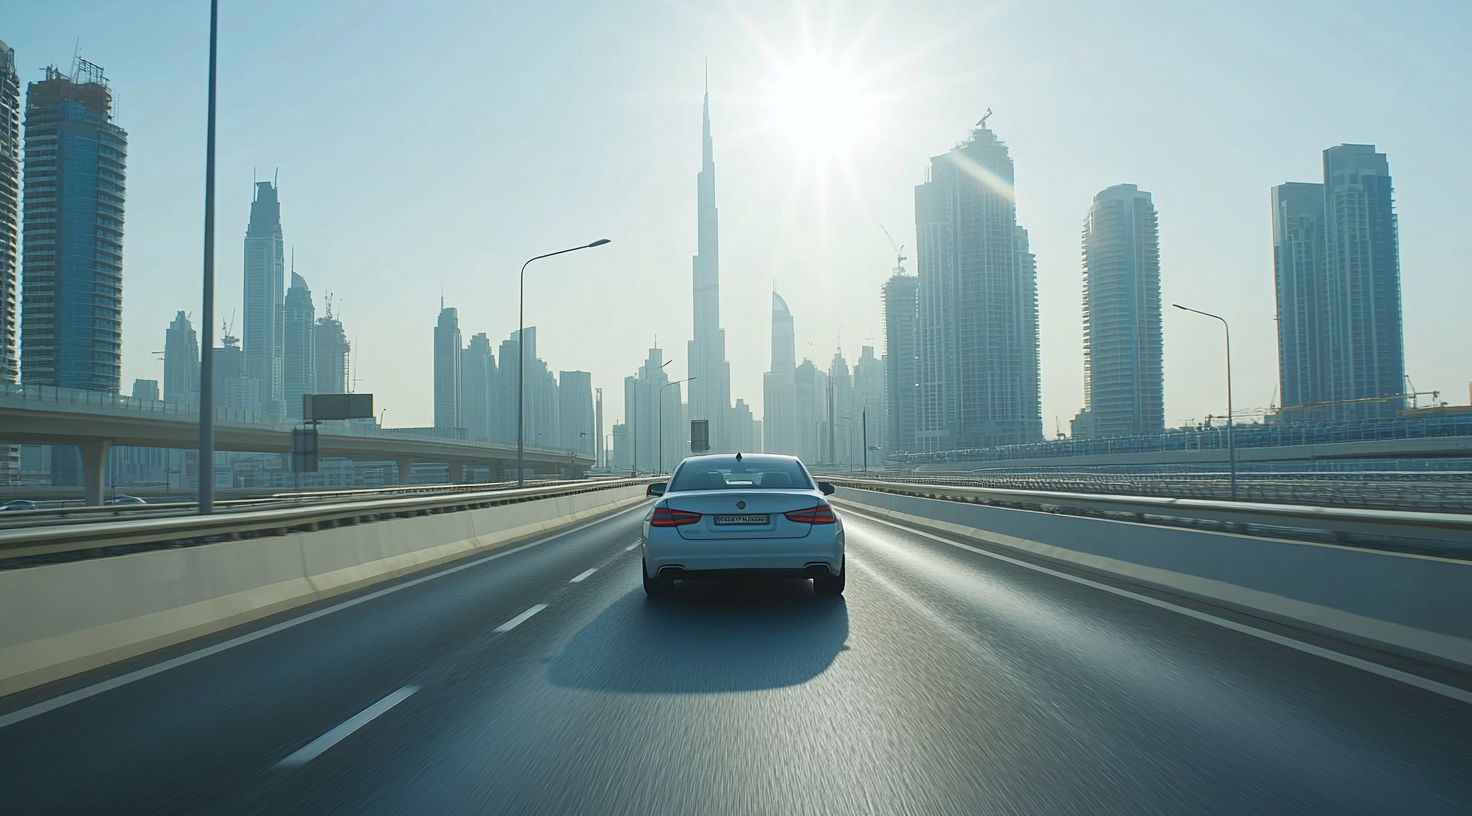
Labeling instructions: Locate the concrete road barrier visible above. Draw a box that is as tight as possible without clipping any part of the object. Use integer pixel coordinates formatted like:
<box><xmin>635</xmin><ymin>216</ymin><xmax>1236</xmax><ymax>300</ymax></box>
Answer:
<box><xmin>0</xmin><ymin>484</ymin><xmax>649</xmax><ymax>697</ymax></box>
<box><xmin>836</xmin><ymin>486</ymin><xmax>1472</xmax><ymax>672</ymax></box>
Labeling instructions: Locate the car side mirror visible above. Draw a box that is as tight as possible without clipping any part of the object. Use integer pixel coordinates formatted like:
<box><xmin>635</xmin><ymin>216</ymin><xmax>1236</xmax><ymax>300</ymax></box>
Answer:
<box><xmin>647</xmin><ymin>482</ymin><xmax>667</xmax><ymax>497</ymax></box>
<box><xmin>818</xmin><ymin>482</ymin><xmax>835</xmax><ymax>496</ymax></box>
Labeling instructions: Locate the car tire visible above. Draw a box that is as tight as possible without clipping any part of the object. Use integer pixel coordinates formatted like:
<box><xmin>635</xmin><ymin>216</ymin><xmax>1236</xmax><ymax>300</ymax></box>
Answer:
<box><xmin>813</xmin><ymin>559</ymin><xmax>845</xmax><ymax>596</ymax></box>
<box><xmin>642</xmin><ymin>558</ymin><xmax>674</xmax><ymax>597</ymax></box>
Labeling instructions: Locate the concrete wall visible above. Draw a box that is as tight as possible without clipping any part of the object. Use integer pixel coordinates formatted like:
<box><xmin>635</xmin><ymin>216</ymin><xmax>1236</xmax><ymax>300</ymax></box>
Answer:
<box><xmin>0</xmin><ymin>485</ymin><xmax>648</xmax><ymax>697</ymax></box>
<box><xmin>836</xmin><ymin>487</ymin><xmax>1472</xmax><ymax>672</ymax></box>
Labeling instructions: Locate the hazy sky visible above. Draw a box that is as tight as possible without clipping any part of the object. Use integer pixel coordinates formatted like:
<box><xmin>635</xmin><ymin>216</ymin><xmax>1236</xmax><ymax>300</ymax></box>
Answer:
<box><xmin>4</xmin><ymin>0</ymin><xmax>1469</xmax><ymax>435</ymax></box>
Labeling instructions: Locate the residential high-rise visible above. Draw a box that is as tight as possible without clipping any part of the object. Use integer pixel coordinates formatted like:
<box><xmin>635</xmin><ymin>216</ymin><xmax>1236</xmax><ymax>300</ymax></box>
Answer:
<box><xmin>0</xmin><ymin>41</ymin><xmax>15</xmax><ymax>486</ymax></box>
<box><xmin>163</xmin><ymin>311</ymin><xmax>200</xmax><ymax>405</ymax></box>
<box><xmin>461</xmin><ymin>332</ymin><xmax>496</xmax><ymax>441</ymax></box>
<box><xmin>433</xmin><ymin>302</ymin><xmax>462</xmax><ymax>429</ymax></box>
<box><xmin>0</xmin><ymin>40</ymin><xmax>18</xmax><ymax>386</ymax></box>
<box><xmin>1322</xmin><ymin>144</ymin><xmax>1404</xmax><ymax>420</ymax></box>
<box><xmin>914</xmin><ymin>118</ymin><xmax>1041</xmax><ymax>449</ymax></box>
<box><xmin>21</xmin><ymin>59</ymin><xmax>128</xmax><ymax>393</ymax></box>
<box><xmin>763</xmin><ymin>292</ymin><xmax>797</xmax><ymax>455</ymax></box>
<box><xmin>1273</xmin><ymin>145</ymin><xmax>1405</xmax><ymax>422</ymax></box>
<box><xmin>132</xmin><ymin>379</ymin><xmax>159</xmax><ymax>401</ymax></box>
<box><xmin>559</xmin><ymin>370</ymin><xmax>594</xmax><ymax>456</ymax></box>
<box><xmin>731</xmin><ymin>399</ymin><xmax>755</xmax><ymax>453</ymax></box>
<box><xmin>687</xmin><ymin>79</ymin><xmax>733</xmax><ymax>452</ymax></box>
<box><xmin>624</xmin><ymin>347</ymin><xmax>673</xmax><ymax>473</ymax></box>
<box><xmin>313</xmin><ymin>302</ymin><xmax>350</xmax><ymax>394</ymax></box>
<box><xmin>853</xmin><ymin>345</ymin><xmax>886</xmax><ymax>454</ymax></box>
<box><xmin>1079</xmin><ymin>184</ymin><xmax>1163</xmax><ymax>438</ymax></box>
<box><xmin>794</xmin><ymin>358</ymin><xmax>826</xmax><ymax>465</ymax></box>
<box><xmin>243</xmin><ymin>181</ymin><xmax>284</xmax><ymax>414</ymax></box>
<box><xmin>1272</xmin><ymin>182</ymin><xmax>1327</xmax><ymax>414</ymax></box>
<box><xmin>283</xmin><ymin>270</ymin><xmax>316</xmax><ymax>419</ymax></box>
<box><xmin>883</xmin><ymin>271</ymin><xmax>919</xmax><ymax>453</ymax></box>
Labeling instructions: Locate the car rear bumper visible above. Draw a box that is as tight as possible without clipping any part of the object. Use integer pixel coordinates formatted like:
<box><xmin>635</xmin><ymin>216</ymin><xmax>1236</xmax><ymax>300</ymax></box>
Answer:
<box><xmin>643</xmin><ymin>547</ymin><xmax>843</xmax><ymax>578</ymax></box>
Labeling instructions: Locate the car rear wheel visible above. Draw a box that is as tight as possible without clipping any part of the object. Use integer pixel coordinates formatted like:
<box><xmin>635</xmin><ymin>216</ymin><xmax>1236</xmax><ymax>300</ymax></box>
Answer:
<box><xmin>813</xmin><ymin>560</ymin><xmax>845</xmax><ymax>596</ymax></box>
<box><xmin>642</xmin><ymin>558</ymin><xmax>674</xmax><ymax>597</ymax></box>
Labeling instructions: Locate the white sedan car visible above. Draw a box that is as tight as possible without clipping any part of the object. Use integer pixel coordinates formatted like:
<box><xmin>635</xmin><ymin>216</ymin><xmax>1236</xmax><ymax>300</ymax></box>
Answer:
<box><xmin>641</xmin><ymin>453</ymin><xmax>845</xmax><ymax>597</ymax></box>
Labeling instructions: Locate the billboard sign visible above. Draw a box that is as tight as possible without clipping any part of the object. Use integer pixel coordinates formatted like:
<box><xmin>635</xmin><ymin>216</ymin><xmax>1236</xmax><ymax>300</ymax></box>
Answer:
<box><xmin>690</xmin><ymin>419</ymin><xmax>710</xmax><ymax>453</ymax></box>
<box><xmin>304</xmin><ymin>393</ymin><xmax>374</xmax><ymax>422</ymax></box>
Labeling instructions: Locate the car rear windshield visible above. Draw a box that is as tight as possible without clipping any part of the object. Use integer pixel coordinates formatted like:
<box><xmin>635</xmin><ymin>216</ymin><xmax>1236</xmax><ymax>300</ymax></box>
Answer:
<box><xmin>668</xmin><ymin>457</ymin><xmax>815</xmax><ymax>491</ymax></box>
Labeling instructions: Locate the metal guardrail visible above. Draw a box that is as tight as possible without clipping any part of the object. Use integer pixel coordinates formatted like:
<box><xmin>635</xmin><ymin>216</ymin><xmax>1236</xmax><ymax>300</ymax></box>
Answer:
<box><xmin>855</xmin><ymin>471</ymin><xmax>1472</xmax><ymax>514</ymax></box>
<box><xmin>827</xmin><ymin>477</ymin><xmax>1472</xmax><ymax>549</ymax></box>
<box><xmin>0</xmin><ymin>478</ymin><xmax>656</xmax><ymax>564</ymax></box>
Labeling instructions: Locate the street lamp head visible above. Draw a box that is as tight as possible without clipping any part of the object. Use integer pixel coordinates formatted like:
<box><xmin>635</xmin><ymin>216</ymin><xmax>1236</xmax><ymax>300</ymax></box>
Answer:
<box><xmin>1173</xmin><ymin>304</ymin><xmax>1188</xmax><ymax>311</ymax></box>
<box><xmin>588</xmin><ymin>238</ymin><xmax>611</xmax><ymax>247</ymax></box>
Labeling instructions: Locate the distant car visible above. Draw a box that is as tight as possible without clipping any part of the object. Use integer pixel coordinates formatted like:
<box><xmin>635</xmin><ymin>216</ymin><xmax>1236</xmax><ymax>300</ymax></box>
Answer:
<box><xmin>106</xmin><ymin>495</ymin><xmax>147</xmax><ymax>505</ymax></box>
<box><xmin>640</xmin><ymin>453</ymin><xmax>845</xmax><ymax>597</ymax></box>
<box><xmin>0</xmin><ymin>500</ymin><xmax>38</xmax><ymax>512</ymax></box>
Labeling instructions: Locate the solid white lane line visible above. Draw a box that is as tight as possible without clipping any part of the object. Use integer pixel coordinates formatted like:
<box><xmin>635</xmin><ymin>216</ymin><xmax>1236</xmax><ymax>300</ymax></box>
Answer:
<box><xmin>845</xmin><ymin>508</ymin><xmax>1472</xmax><ymax>707</ymax></box>
<box><xmin>569</xmin><ymin>568</ymin><xmax>597</xmax><ymax>583</ymax></box>
<box><xmin>624</xmin><ymin>541</ymin><xmax>641</xmax><ymax>552</ymax></box>
<box><xmin>0</xmin><ymin>502</ymin><xmax>651</xmax><ymax>731</ymax></box>
<box><xmin>493</xmin><ymin>604</ymin><xmax>549</xmax><ymax>633</ymax></box>
<box><xmin>276</xmin><ymin>686</ymin><xmax>420</xmax><ymax>768</ymax></box>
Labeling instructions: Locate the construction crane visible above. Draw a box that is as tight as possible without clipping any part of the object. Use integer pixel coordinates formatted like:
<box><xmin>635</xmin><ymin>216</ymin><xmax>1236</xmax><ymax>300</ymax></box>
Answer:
<box><xmin>878</xmin><ymin>222</ymin><xmax>907</xmax><ymax>274</ymax></box>
<box><xmin>1054</xmin><ymin>416</ymin><xmax>1066</xmax><ymax>440</ymax></box>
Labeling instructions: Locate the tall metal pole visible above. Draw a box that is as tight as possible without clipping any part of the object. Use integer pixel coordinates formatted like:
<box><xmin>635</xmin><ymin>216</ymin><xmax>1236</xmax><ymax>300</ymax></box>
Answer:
<box><xmin>1174</xmin><ymin>304</ymin><xmax>1235</xmax><ymax>500</ymax></box>
<box><xmin>659</xmin><ymin>376</ymin><xmax>695</xmax><ymax>474</ymax></box>
<box><xmin>197</xmin><ymin>0</ymin><xmax>219</xmax><ymax>515</ymax></box>
<box><xmin>862</xmin><ymin>407</ymin><xmax>868</xmax><ymax>474</ymax></box>
<box><xmin>517</xmin><ymin>239</ymin><xmax>610</xmax><ymax>488</ymax></box>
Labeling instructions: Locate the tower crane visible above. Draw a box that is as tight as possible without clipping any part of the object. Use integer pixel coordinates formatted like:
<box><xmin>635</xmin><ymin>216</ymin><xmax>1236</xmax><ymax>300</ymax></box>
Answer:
<box><xmin>878</xmin><ymin>222</ymin><xmax>907</xmax><ymax>274</ymax></box>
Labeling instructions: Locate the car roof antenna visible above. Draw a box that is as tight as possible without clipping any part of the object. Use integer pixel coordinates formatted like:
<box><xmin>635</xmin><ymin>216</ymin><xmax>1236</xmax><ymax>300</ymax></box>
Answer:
<box><xmin>735</xmin><ymin>452</ymin><xmax>743</xmax><ymax>462</ymax></box>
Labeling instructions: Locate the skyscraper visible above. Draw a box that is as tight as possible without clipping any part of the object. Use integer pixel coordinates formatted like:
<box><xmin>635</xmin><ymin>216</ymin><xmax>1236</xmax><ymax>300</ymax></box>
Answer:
<box><xmin>914</xmin><ymin>118</ymin><xmax>1041</xmax><ymax>449</ymax></box>
<box><xmin>763</xmin><ymin>292</ymin><xmax>797</xmax><ymax>455</ymax></box>
<box><xmin>1322</xmin><ymin>144</ymin><xmax>1404</xmax><ymax>420</ymax></box>
<box><xmin>687</xmin><ymin>79</ymin><xmax>733</xmax><ymax>452</ymax></box>
<box><xmin>21</xmin><ymin>59</ymin><xmax>127</xmax><ymax>393</ymax></box>
<box><xmin>0</xmin><ymin>40</ymin><xmax>18</xmax><ymax>387</ymax></box>
<box><xmin>1273</xmin><ymin>145</ymin><xmax>1405</xmax><ymax>422</ymax></box>
<box><xmin>883</xmin><ymin>271</ymin><xmax>919</xmax><ymax>453</ymax></box>
<box><xmin>1079</xmin><ymin>184</ymin><xmax>1163</xmax><ymax>438</ymax></box>
<box><xmin>0</xmin><ymin>42</ymin><xmax>17</xmax><ymax>486</ymax></box>
<box><xmin>433</xmin><ymin>303</ymin><xmax>462</xmax><ymax>429</ymax></box>
<box><xmin>461</xmin><ymin>332</ymin><xmax>496</xmax><ymax>441</ymax></box>
<box><xmin>313</xmin><ymin>302</ymin><xmax>349</xmax><ymax>395</ymax></box>
<box><xmin>1271</xmin><ymin>182</ymin><xmax>1327</xmax><ymax>414</ymax></box>
<box><xmin>163</xmin><ymin>311</ymin><xmax>200</xmax><ymax>405</ymax></box>
<box><xmin>558</xmin><ymin>370</ymin><xmax>594</xmax><ymax>456</ymax></box>
<box><xmin>853</xmin><ymin>345</ymin><xmax>886</xmax><ymax>453</ymax></box>
<box><xmin>243</xmin><ymin>181</ymin><xmax>284</xmax><ymax>414</ymax></box>
<box><xmin>283</xmin><ymin>270</ymin><xmax>316</xmax><ymax>419</ymax></box>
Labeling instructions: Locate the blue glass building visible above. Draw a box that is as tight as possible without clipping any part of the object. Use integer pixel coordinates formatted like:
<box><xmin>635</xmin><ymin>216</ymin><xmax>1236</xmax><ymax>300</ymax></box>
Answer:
<box><xmin>20</xmin><ymin>60</ymin><xmax>127</xmax><ymax>393</ymax></box>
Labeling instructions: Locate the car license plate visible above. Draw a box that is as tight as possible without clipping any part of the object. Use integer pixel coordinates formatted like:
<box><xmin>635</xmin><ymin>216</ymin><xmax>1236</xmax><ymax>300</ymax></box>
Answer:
<box><xmin>713</xmin><ymin>514</ymin><xmax>769</xmax><ymax>526</ymax></box>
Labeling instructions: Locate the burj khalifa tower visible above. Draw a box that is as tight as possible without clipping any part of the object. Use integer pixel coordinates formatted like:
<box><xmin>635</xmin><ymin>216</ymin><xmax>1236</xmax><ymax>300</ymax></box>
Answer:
<box><xmin>687</xmin><ymin>76</ymin><xmax>732</xmax><ymax>452</ymax></box>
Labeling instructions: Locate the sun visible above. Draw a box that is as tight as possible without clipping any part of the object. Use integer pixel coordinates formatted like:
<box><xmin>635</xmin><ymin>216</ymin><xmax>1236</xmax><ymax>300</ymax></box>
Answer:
<box><xmin>768</xmin><ymin>60</ymin><xmax>870</xmax><ymax>156</ymax></box>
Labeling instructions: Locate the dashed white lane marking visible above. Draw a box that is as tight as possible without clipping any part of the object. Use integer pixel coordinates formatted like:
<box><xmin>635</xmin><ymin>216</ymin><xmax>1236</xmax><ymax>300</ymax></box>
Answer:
<box><xmin>0</xmin><ymin>502</ymin><xmax>652</xmax><ymax>732</ymax></box>
<box><xmin>845</xmin><ymin>508</ymin><xmax>1472</xmax><ymax>707</ymax></box>
<box><xmin>570</xmin><ymin>568</ymin><xmax>597</xmax><ymax>583</ymax></box>
<box><xmin>624</xmin><ymin>541</ymin><xmax>641</xmax><ymax>552</ymax></box>
<box><xmin>276</xmin><ymin>686</ymin><xmax>420</xmax><ymax>768</ymax></box>
<box><xmin>493</xmin><ymin>604</ymin><xmax>549</xmax><ymax>633</ymax></box>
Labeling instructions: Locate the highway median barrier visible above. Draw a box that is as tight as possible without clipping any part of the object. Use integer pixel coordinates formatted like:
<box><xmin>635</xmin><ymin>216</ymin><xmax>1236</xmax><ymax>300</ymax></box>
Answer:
<box><xmin>0</xmin><ymin>480</ymin><xmax>653</xmax><ymax>698</ymax></box>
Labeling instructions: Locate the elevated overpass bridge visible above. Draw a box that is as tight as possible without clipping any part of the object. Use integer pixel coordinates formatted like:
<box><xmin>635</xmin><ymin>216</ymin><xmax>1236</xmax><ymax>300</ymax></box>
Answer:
<box><xmin>0</xmin><ymin>384</ymin><xmax>592</xmax><ymax>504</ymax></box>
<box><xmin>0</xmin><ymin>475</ymin><xmax>1469</xmax><ymax>812</ymax></box>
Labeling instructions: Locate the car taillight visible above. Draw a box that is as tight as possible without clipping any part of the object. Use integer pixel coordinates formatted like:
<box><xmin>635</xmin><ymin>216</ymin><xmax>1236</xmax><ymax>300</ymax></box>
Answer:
<box><xmin>784</xmin><ymin>504</ymin><xmax>836</xmax><ymax>524</ymax></box>
<box><xmin>651</xmin><ymin>506</ymin><xmax>702</xmax><ymax>527</ymax></box>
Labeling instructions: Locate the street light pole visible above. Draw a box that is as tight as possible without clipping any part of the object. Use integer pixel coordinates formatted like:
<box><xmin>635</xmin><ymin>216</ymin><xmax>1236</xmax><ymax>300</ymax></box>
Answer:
<box><xmin>1174</xmin><ymin>304</ymin><xmax>1236</xmax><ymax>500</ymax></box>
<box><xmin>659</xmin><ymin>376</ymin><xmax>696</xmax><ymax>474</ymax></box>
<box><xmin>196</xmin><ymin>0</ymin><xmax>219</xmax><ymax>515</ymax></box>
<box><xmin>518</xmin><ymin>238</ymin><xmax>610</xmax><ymax>488</ymax></box>
<box><xmin>862</xmin><ymin>407</ymin><xmax>868</xmax><ymax>474</ymax></box>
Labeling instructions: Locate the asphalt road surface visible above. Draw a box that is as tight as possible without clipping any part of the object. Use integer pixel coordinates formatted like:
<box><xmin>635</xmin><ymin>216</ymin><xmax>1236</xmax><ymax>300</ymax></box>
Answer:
<box><xmin>3</xmin><ymin>501</ymin><xmax>1471</xmax><ymax>815</ymax></box>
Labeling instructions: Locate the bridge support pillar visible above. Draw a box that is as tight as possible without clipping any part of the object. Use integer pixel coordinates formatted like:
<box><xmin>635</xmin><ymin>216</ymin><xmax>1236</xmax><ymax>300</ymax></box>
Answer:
<box><xmin>447</xmin><ymin>461</ymin><xmax>464</xmax><ymax>484</ymax></box>
<box><xmin>395</xmin><ymin>457</ymin><xmax>414</xmax><ymax>486</ymax></box>
<box><xmin>79</xmin><ymin>440</ymin><xmax>113</xmax><ymax>506</ymax></box>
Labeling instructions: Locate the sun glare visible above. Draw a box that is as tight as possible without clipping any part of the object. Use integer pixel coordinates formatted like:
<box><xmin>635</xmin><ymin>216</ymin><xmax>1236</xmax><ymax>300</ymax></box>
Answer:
<box><xmin>770</xmin><ymin>62</ymin><xmax>868</xmax><ymax>155</ymax></box>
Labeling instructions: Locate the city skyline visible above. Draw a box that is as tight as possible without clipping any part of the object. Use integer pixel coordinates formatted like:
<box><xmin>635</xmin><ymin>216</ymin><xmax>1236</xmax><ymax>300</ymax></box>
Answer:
<box><xmin>1</xmin><ymin>2</ymin><xmax>1468</xmax><ymax>441</ymax></box>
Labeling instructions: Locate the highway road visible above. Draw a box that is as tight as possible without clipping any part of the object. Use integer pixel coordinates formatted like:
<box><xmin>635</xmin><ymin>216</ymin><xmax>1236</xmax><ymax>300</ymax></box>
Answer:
<box><xmin>2</xmin><ymin>501</ymin><xmax>1471</xmax><ymax>814</ymax></box>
